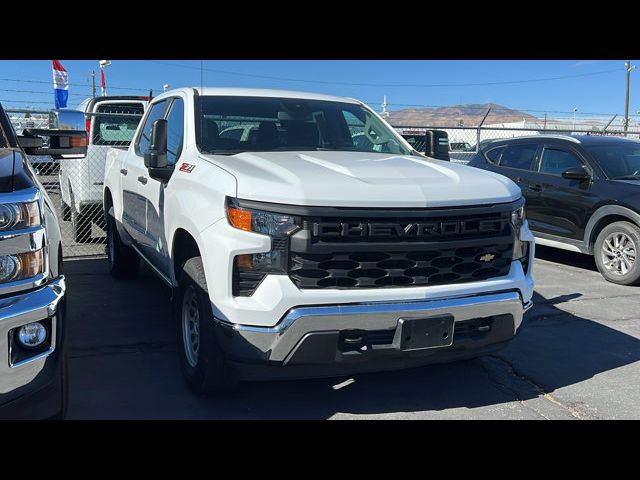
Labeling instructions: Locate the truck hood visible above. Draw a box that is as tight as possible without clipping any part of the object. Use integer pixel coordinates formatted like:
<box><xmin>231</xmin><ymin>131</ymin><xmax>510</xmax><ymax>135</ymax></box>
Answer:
<box><xmin>201</xmin><ymin>151</ymin><xmax>521</xmax><ymax>208</ymax></box>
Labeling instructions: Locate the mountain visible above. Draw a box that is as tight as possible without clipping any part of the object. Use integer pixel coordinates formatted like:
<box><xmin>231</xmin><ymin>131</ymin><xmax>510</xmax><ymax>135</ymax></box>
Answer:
<box><xmin>386</xmin><ymin>103</ymin><xmax>539</xmax><ymax>127</ymax></box>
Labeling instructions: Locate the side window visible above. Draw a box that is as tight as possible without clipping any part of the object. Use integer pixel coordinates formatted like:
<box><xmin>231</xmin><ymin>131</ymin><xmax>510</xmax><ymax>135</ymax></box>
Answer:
<box><xmin>484</xmin><ymin>146</ymin><xmax>505</xmax><ymax>164</ymax></box>
<box><xmin>136</xmin><ymin>100</ymin><xmax>169</xmax><ymax>156</ymax></box>
<box><xmin>165</xmin><ymin>98</ymin><xmax>184</xmax><ymax>166</ymax></box>
<box><xmin>499</xmin><ymin>144</ymin><xmax>538</xmax><ymax>170</ymax></box>
<box><xmin>539</xmin><ymin>148</ymin><xmax>583</xmax><ymax>176</ymax></box>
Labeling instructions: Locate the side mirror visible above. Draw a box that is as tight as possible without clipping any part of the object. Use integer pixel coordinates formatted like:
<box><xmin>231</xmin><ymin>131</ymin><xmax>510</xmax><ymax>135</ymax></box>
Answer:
<box><xmin>144</xmin><ymin>119</ymin><xmax>173</xmax><ymax>182</ymax></box>
<box><xmin>561</xmin><ymin>166</ymin><xmax>591</xmax><ymax>181</ymax></box>
<box><xmin>18</xmin><ymin>128</ymin><xmax>87</xmax><ymax>157</ymax></box>
<box><xmin>144</xmin><ymin>119</ymin><xmax>168</xmax><ymax>168</ymax></box>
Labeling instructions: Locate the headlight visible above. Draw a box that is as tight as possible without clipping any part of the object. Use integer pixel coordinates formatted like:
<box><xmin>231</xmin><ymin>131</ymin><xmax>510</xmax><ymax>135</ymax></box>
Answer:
<box><xmin>0</xmin><ymin>249</ymin><xmax>45</xmax><ymax>283</ymax></box>
<box><xmin>511</xmin><ymin>204</ymin><xmax>528</xmax><ymax>261</ymax></box>
<box><xmin>226</xmin><ymin>200</ymin><xmax>300</xmax><ymax>237</ymax></box>
<box><xmin>511</xmin><ymin>205</ymin><xmax>525</xmax><ymax>231</ymax></box>
<box><xmin>227</xmin><ymin>199</ymin><xmax>301</xmax><ymax>277</ymax></box>
<box><xmin>0</xmin><ymin>201</ymin><xmax>40</xmax><ymax>230</ymax></box>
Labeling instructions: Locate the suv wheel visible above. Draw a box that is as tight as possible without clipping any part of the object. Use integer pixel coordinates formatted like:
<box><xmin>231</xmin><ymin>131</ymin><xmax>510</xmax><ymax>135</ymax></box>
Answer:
<box><xmin>175</xmin><ymin>256</ymin><xmax>237</xmax><ymax>394</ymax></box>
<box><xmin>594</xmin><ymin>221</ymin><xmax>640</xmax><ymax>285</ymax></box>
<box><xmin>106</xmin><ymin>212</ymin><xmax>140</xmax><ymax>279</ymax></box>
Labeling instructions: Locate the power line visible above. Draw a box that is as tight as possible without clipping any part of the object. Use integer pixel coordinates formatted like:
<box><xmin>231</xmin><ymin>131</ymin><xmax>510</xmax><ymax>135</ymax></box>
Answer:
<box><xmin>145</xmin><ymin>60</ymin><xmax>621</xmax><ymax>88</ymax></box>
<box><xmin>0</xmin><ymin>76</ymin><xmax>149</xmax><ymax>92</ymax></box>
<box><xmin>0</xmin><ymin>88</ymin><xmax>90</xmax><ymax>97</ymax></box>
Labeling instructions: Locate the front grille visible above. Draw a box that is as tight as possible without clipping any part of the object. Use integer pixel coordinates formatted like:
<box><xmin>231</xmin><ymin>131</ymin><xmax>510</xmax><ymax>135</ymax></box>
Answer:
<box><xmin>290</xmin><ymin>243</ymin><xmax>513</xmax><ymax>289</ymax></box>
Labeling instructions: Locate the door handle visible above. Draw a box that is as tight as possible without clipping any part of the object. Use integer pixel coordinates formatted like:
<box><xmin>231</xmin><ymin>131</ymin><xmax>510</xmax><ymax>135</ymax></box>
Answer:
<box><xmin>120</xmin><ymin>168</ymin><xmax>128</xmax><ymax>176</ymax></box>
<box><xmin>529</xmin><ymin>183</ymin><xmax>543</xmax><ymax>192</ymax></box>
<box><xmin>137</xmin><ymin>176</ymin><xmax>148</xmax><ymax>185</ymax></box>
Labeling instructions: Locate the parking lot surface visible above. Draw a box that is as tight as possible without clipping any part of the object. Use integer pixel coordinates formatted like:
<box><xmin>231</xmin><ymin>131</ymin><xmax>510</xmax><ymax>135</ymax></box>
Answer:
<box><xmin>65</xmin><ymin>246</ymin><xmax>640</xmax><ymax>419</ymax></box>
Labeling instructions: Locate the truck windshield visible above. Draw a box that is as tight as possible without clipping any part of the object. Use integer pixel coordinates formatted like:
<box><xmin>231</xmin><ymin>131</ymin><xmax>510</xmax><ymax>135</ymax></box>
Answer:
<box><xmin>584</xmin><ymin>143</ymin><xmax>640</xmax><ymax>179</ymax></box>
<box><xmin>196</xmin><ymin>96</ymin><xmax>410</xmax><ymax>155</ymax></box>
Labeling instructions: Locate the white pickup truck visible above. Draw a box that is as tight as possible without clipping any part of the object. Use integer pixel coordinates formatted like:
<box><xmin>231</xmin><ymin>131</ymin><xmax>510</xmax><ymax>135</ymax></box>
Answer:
<box><xmin>103</xmin><ymin>87</ymin><xmax>535</xmax><ymax>393</ymax></box>
<box><xmin>59</xmin><ymin>96</ymin><xmax>147</xmax><ymax>242</ymax></box>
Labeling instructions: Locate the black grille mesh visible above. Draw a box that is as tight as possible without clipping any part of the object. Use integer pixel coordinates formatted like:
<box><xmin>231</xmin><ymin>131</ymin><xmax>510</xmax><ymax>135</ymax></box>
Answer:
<box><xmin>290</xmin><ymin>243</ymin><xmax>513</xmax><ymax>289</ymax></box>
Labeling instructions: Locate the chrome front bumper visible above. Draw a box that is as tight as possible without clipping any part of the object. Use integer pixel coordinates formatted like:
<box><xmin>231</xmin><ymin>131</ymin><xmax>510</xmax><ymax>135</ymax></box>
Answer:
<box><xmin>0</xmin><ymin>276</ymin><xmax>65</xmax><ymax>394</ymax></box>
<box><xmin>215</xmin><ymin>290</ymin><xmax>531</xmax><ymax>366</ymax></box>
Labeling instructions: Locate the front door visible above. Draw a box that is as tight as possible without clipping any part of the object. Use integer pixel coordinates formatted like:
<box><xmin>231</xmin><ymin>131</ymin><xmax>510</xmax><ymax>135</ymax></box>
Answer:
<box><xmin>526</xmin><ymin>144</ymin><xmax>597</xmax><ymax>240</ymax></box>
<box><xmin>142</xmin><ymin>97</ymin><xmax>185</xmax><ymax>277</ymax></box>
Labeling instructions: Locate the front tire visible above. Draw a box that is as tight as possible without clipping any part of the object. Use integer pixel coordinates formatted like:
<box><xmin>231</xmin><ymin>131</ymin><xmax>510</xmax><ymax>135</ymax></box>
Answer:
<box><xmin>594</xmin><ymin>221</ymin><xmax>640</xmax><ymax>286</ymax></box>
<box><xmin>175</xmin><ymin>257</ymin><xmax>237</xmax><ymax>394</ymax></box>
<box><xmin>106</xmin><ymin>212</ymin><xmax>140</xmax><ymax>279</ymax></box>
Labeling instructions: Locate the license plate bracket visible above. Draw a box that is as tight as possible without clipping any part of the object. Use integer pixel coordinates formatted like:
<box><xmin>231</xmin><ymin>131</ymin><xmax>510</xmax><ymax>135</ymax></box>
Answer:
<box><xmin>398</xmin><ymin>315</ymin><xmax>455</xmax><ymax>351</ymax></box>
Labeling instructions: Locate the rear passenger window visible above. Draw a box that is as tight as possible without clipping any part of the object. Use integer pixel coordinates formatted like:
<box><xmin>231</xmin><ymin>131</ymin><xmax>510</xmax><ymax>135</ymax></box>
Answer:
<box><xmin>485</xmin><ymin>146</ymin><xmax>505</xmax><ymax>164</ymax></box>
<box><xmin>499</xmin><ymin>144</ymin><xmax>537</xmax><ymax>170</ymax></box>
<box><xmin>539</xmin><ymin>148</ymin><xmax>582</xmax><ymax>175</ymax></box>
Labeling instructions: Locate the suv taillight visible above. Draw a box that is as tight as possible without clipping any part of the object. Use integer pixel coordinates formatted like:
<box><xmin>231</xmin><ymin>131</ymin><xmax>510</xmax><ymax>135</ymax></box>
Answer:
<box><xmin>85</xmin><ymin>117</ymin><xmax>91</xmax><ymax>143</ymax></box>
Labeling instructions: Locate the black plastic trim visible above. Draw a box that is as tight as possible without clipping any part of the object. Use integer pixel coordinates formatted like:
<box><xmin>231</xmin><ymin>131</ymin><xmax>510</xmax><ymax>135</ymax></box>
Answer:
<box><xmin>236</xmin><ymin>196</ymin><xmax>524</xmax><ymax>218</ymax></box>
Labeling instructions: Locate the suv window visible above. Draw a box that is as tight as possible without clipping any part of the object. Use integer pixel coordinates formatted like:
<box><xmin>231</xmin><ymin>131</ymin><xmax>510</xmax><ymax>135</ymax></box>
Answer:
<box><xmin>484</xmin><ymin>145</ymin><xmax>505</xmax><ymax>164</ymax></box>
<box><xmin>539</xmin><ymin>148</ymin><xmax>583</xmax><ymax>176</ymax></box>
<box><xmin>499</xmin><ymin>144</ymin><xmax>537</xmax><ymax>170</ymax></box>
<box><xmin>137</xmin><ymin>100</ymin><xmax>169</xmax><ymax>156</ymax></box>
<box><xmin>165</xmin><ymin>98</ymin><xmax>184</xmax><ymax>166</ymax></box>
<box><xmin>93</xmin><ymin>103</ymin><xmax>144</xmax><ymax>146</ymax></box>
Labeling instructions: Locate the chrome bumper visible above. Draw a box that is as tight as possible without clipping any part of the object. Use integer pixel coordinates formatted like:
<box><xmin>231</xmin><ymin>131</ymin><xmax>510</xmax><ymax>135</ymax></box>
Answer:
<box><xmin>216</xmin><ymin>290</ymin><xmax>530</xmax><ymax>364</ymax></box>
<box><xmin>0</xmin><ymin>276</ymin><xmax>65</xmax><ymax>394</ymax></box>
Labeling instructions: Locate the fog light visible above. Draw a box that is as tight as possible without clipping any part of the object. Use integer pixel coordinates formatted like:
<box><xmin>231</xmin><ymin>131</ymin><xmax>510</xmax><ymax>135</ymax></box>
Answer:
<box><xmin>17</xmin><ymin>322</ymin><xmax>47</xmax><ymax>348</ymax></box>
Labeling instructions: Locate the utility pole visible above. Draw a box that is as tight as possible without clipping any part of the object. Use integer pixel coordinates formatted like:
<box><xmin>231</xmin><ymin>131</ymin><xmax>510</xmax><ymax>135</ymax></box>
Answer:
<box><xmin>543</xmin><ymin>112</ymin><xmax>547</xmax><ymax>130</ymax></box>
<box><xmin>91</xmin><ymin>71</ymin><xmax>96</xmax><ymax>98</ymax></box>
<box><xmin>380</xmin><ymin>95</ymin><xmax>389</xmax><ymax>118</ymax></box>
<box><xmin>624</xmin><ymin>61</ymin><xmax>636</xmax><ymax>132</ymax></box>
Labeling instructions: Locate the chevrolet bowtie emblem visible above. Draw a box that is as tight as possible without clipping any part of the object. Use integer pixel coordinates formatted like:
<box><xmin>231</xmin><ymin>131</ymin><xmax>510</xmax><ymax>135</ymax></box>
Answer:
<box><xmin>479</xmin><ymin>253</ymin><xmax>495</xmax><ymax>262</ymax></box>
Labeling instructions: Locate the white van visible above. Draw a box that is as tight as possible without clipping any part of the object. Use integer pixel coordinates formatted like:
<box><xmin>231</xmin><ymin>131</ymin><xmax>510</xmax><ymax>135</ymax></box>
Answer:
<box><xmin>59</xmin><ymin>96</ymin><xmax>148</xmax><ymax>242</ymax></box>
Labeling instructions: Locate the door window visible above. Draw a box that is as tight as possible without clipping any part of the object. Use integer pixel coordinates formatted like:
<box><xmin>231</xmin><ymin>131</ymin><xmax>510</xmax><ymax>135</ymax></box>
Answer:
<box><xmin>499</xmin><ymin>144</ymin><xmax>538</xmax><ymax>170</ymax></box>
<box><xmin>539</xmin><ymin>148</ymin><xmax>583</xmax><ymax>176</ymax></box>
<box><xmin>136</xmin><ymin>100</ymin><xmax>169</xmax><ymax>156</ymax></box>
<box><xmin>165</xmin><ymin>98</ymin><xmax>185</xmax><ymax>166</ymax></box>
<box><xmin>484</xmin><ymin>146</ymin><xmax>505</xmax><ymax>164</ymax></box>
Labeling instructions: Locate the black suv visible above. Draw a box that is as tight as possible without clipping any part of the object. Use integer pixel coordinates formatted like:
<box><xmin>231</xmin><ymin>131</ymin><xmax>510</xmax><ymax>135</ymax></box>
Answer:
<box><xmin>469</xmin><ymin>134</ymin><xmax>640</xmax><ymax>285</ymax></box>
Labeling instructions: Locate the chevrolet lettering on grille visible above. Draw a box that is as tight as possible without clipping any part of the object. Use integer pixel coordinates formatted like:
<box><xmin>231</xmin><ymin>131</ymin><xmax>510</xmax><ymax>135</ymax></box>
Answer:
<box><xmin>311</xmin><ymin>220</ymin><xmax>507</xmax><ymax>239</ymax></box>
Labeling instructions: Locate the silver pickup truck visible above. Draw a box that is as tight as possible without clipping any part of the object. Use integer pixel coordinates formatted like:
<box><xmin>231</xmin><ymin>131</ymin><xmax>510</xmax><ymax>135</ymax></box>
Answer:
<box><xmin>0</xmin><ymin>105</ymin><xmax>86</xmax><ymax>419</ymax></box>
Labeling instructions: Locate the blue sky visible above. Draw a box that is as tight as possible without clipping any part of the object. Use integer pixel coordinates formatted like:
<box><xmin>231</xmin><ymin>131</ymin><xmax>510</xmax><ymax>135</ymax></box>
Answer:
<box><xmin>0</xmin><ymin>60</ymin><xmax>635</xmax><ymax>118</ymax></box>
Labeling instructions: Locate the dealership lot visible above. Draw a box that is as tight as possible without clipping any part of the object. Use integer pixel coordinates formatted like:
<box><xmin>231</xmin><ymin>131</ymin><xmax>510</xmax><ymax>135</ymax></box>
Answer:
<box><xmin>64</xmin><ymin>246</ymin><xmax>640</xmax><ymax>420</ymax></box>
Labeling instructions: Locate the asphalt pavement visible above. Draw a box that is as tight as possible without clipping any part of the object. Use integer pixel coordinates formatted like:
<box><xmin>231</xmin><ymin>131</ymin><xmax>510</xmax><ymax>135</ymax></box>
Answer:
<box><xmin>64</xmin><ymin>246</ymin><xmax>640</xmax><ymax>419</ymax></box>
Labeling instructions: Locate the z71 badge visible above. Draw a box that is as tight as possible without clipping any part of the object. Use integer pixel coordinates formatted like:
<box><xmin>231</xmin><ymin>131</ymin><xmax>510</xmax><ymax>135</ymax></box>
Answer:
<box><xmin>179</xmin><ymin>163</ymin><xmax>195</xmax><ymax>173</ymax></box>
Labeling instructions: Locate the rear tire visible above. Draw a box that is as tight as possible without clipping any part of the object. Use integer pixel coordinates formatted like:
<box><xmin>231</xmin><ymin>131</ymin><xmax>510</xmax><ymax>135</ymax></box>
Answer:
<box><xmin>106</xmin><ymin>212</ymin><xmax>140</xmax><ymax>279</ymax></box>
<box><xmin>594</xmin><ymin>221</ymin><xmax>640</xmax><ymax>286</ymax></box>
<box><xmin>175</xmin><ymin>256</ymin><xmax>237</xmax><ymax>394</ymax></box>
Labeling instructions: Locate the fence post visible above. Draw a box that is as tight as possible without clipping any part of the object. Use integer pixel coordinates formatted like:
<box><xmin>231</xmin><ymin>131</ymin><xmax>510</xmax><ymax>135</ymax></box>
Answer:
<box><xmin>476</xmin><ymin>108</ymin><xmax>491</xmax><ymax>152</ymax></box>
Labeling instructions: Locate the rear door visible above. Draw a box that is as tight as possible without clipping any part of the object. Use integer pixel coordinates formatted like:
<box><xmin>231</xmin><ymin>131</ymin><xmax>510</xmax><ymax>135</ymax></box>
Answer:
<box><xmin>121</xmin><ymin>99</ymin><xmax>168</xmax><ymax>246</ymax></box>
<box><xmin>526</xmin><ymin>142</ymin><xmax>597</xmax><ymax>240</ymax></box>
<box><xmin>482</xmin><ymin>142</ymin><xmax>540</xmax><ymax>198</ymax></box>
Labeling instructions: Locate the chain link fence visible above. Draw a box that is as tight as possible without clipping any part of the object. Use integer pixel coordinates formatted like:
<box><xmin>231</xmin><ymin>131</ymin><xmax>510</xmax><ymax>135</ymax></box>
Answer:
<box><xmin>9</xmin><ymin>109</ymin><xmax>143</xmax><ymax>258</ymax></box>
<box><xmin>395</xmin><ymin>125</ymin><xmax>640</xmax><ymax>164</ymax></box>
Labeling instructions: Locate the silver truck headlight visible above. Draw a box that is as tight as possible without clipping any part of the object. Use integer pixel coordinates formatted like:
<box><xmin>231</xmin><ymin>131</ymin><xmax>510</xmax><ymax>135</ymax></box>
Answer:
<box><xmin>226</xmin><ymin>199</ymin><xmax>300</xmax><ymax>274</ymax></box>
<box><xmin>0</xmin><ymin>201</ymin><xmax>41</xmax><ymax>230</ymax></box>
<box><xmin>0</xmin><ymin>249</ymin><xmax>45</xmax><ymax>283</ymax></box>
<box><xmin>511</xmin><ymin>205</ymin><xmax>529</xmax><ymax>261</ymax></box>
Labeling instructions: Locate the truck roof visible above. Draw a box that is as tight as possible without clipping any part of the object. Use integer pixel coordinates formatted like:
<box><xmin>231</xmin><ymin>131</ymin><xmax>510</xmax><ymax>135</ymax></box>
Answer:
<box><xmin>154</xmin><ymin>87</ymin><xmax>363</xmax><ymax>105</ymax></box>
